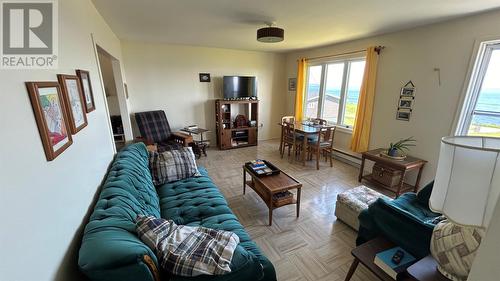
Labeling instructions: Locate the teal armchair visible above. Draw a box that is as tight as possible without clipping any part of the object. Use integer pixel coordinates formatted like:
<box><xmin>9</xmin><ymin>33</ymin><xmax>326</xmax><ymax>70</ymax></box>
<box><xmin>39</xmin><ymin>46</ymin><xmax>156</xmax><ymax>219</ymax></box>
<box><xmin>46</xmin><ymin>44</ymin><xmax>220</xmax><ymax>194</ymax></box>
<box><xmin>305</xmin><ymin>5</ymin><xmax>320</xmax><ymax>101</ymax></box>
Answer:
<box><xmin>356</xmin><ymin>182</ymin><xmax>441</xmax><ymax>259</ymax></box>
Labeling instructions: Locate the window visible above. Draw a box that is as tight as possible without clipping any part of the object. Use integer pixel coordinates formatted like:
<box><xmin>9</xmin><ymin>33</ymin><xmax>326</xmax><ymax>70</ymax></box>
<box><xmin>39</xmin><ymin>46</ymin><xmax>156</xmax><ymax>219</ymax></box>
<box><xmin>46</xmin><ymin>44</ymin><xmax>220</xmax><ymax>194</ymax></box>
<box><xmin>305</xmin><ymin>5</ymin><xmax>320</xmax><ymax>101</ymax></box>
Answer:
<box><xmin>457</xmin><ymin>41</ymin><xmax>500</xmax><ymax>137</ymax></box>
<box><xmin>303</xmin><ymin>57</ymin><xmax>366</xmax><ymax>128</ymax></box>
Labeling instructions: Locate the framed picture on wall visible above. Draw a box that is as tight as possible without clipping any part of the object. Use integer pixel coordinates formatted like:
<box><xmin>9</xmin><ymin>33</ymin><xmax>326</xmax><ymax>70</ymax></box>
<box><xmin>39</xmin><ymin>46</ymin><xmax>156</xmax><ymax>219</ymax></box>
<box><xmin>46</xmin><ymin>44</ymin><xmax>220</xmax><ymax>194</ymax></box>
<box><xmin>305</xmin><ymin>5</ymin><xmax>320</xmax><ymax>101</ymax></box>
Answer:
<box><xmin>400</xmin><ymin>81</ymin><xmax>416</xmax><ymax>97</ymax></box>
<box><xmin>396</xmin><ymin>108</ymin><xmax>411</xmax><ymax>121</ymax></box>
<box><xmin>199</xmin><ymin>73</ymin><xmax>211</xmax><ymax>82</ymax></box>
<box><xmin>398</xmin><ymin>97</ymin><xmax>413</xmax><ymax>109</ymax></box>
<box><xmin>25</xmin><ymin>82</ymin><xmax>73</xmax><ymax>161</ymax></box>
<box><xmin>58</xmin><ymin>74</ymin><xmax>88</xmax><ymax>134</ymax></box>
<box><xmin>401</xmin><ymin>88</ymin><xmax>415</xmax><ymax>97</ymax></box>
<box><xmin>76</xmin><ymin>69</ymin><xmax>95</xmax><ymax>113</ymax></box>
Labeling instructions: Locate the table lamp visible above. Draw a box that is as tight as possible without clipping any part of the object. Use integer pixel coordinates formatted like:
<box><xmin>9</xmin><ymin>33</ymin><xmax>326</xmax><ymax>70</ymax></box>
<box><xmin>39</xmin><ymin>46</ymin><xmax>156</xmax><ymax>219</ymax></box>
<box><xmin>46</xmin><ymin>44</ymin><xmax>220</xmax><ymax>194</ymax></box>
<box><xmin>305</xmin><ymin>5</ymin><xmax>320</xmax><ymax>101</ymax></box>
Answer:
<box><xmin>429</xmin><ymin>136</ymin><xmax>500</xmax><ymax>281</ymax></box>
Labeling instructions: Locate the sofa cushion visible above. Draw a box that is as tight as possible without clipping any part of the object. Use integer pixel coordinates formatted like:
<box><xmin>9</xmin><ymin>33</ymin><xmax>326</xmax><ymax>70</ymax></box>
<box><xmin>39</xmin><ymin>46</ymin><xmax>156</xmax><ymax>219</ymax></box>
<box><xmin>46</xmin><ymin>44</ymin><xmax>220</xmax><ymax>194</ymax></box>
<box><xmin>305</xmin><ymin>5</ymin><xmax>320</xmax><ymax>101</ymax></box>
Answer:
<box><xmin>149</xmin><ymin>147</ymin><xmax>200</xmax><ymax>185</ymax></box>
<box><xmin>385</xmin><ymin>194</ymin><xmax>440</xmax><ymax>225</ymax></box>
<box><xmin>156</xmin><ymin>168</ymin><xmax>276</xmax><ymax>281</ymax></box>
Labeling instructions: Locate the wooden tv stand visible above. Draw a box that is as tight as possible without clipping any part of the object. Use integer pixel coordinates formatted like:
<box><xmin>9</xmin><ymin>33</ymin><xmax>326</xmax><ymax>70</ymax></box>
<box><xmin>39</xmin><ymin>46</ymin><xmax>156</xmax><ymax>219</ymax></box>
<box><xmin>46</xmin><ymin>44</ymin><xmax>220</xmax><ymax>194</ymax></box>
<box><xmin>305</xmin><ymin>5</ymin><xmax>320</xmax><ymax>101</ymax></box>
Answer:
<box><xmin>215</xmin><ymin>99</ymin><xmax>259</xmax><ymax>150</ymax></box>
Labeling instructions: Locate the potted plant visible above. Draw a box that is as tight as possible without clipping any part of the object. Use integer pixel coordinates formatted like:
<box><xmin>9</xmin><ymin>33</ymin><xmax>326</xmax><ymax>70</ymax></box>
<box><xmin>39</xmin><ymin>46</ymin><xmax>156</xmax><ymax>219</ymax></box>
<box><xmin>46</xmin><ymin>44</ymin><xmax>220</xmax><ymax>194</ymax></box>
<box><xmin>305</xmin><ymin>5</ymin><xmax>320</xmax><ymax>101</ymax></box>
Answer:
<box><xmin>388</xmin><ymin>137</ymin><xmax>416</xmax><ymax>157</ymax></box>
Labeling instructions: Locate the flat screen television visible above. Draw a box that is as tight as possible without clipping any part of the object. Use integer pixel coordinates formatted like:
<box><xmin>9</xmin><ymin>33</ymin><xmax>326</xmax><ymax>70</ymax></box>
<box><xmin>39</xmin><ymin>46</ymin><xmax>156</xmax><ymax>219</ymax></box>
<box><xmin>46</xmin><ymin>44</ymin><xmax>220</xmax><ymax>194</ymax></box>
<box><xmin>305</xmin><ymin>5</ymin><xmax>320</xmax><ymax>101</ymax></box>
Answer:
<box><xmin>223</xmin><ymin>76</ymin><xmax>257</xmax><ymax>99</ymax></box>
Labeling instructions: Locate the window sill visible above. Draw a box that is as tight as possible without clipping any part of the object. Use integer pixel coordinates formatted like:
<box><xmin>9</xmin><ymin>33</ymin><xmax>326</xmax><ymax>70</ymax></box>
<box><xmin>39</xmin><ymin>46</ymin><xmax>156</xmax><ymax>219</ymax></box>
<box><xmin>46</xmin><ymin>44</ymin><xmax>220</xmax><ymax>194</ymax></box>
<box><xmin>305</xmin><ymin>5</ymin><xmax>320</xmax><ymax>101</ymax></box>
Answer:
<box><xmin>335</xmin><ymin>125</ymin><xmax>353</xmax><ymax>134</ymax></box>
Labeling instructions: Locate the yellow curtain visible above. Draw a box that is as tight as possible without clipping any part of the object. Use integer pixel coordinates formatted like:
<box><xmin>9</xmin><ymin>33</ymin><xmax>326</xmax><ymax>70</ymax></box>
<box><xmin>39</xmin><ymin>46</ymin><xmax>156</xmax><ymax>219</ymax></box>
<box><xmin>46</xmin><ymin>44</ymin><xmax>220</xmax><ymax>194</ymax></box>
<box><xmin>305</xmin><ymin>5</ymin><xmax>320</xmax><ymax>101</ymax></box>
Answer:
<box><xmin>294</xmin><ymin>58</ymin><xmax>307</xmax><ymax>122</ymax></box>
<box><xmin>350</xmin><ymin>47</ymin><xmax>379</xmax><ymax>152</ymax></box>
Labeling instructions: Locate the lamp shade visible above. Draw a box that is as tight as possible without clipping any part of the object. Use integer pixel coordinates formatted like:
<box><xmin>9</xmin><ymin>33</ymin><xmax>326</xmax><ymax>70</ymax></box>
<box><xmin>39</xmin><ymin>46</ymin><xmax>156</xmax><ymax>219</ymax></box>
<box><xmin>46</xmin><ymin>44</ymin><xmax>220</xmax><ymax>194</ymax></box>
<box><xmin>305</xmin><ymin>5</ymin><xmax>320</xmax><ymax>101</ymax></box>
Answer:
<box><xmin>430</xmin><ymin>136</ymin><xmax>500</xmax><ymax>227</ymax></box>
<box><xmin>257</xmin><ymin>26</ymin><xmax>284</xmax><ymax>43</ymax></box>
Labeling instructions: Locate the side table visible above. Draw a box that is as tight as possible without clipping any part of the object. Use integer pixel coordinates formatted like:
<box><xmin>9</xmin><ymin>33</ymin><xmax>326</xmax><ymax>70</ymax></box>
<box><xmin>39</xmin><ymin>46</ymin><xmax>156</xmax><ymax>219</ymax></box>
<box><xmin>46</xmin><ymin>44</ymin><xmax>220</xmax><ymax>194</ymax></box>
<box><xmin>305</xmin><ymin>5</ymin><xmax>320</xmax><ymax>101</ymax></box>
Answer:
<box><xmin>358</xmin><ymin>148</ymin><xmax>427</xmax><ymax>197</ymax></box>
<box><xmin>406</xmin><ymin>256</ymin><xmax>450</xmax><ymax>281</ymax></box>
<box><xmin>181</xmin><ymin>127</ymin><xmax>210</xmax><ymax>158</ymax></box>
<box><xmin>345</xmin><ymin>237</ymin><xmax>413</xmax><ymax>281</ymax></box>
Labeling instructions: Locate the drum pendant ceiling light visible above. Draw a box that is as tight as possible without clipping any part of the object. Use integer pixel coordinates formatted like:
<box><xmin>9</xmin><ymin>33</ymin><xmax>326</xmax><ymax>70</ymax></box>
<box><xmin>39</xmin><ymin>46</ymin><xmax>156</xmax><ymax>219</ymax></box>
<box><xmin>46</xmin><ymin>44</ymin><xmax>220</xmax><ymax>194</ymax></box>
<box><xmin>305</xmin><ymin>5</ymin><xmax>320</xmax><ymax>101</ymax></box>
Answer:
<box><xmin>257</xmin><ymin>23</ymin><xmax>284</xmax><ymax>43</ymax></box>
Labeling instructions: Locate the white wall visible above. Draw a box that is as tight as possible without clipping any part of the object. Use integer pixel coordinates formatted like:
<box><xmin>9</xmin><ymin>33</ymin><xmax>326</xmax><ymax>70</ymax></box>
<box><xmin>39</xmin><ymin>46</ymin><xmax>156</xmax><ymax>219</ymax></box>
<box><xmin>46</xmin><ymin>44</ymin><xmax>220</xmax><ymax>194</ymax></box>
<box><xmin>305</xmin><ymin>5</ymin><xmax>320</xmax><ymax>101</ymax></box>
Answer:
<box><xmin>121</xmin><ymin>41</ymin><xmax>287</xmax><ymax>141</ymax></box>
<box><xmin>0</xmin><ymin>1</ymin><xmax>123</xmax><ymax>281</ymax></box>
<box><xmin>285</xmin><ymin>9</ymin><xmax>500</xmax><ymax>185</ymax></box>
<box><xmin>468</xmin><ymin>196</ymin><xmax>500</xmax><ymax>280</ymax></box>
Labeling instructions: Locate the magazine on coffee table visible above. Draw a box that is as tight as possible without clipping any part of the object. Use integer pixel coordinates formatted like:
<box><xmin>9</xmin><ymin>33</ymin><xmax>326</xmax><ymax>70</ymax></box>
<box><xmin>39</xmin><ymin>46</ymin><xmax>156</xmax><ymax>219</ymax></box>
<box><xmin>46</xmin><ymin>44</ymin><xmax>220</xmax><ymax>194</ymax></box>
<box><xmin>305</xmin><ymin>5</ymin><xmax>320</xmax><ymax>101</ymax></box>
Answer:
<box><xmin>245</xmin><ymin>160</ymin><xmax>280</xmax><ymax>177</ymax></box>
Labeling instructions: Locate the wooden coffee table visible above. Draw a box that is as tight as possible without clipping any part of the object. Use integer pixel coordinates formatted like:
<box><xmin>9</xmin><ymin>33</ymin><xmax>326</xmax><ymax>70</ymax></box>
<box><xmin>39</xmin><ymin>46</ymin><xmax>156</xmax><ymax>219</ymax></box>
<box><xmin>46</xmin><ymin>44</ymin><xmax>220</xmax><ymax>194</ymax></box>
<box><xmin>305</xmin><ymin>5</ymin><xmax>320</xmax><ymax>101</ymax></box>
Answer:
<box><xmin>243</xmin><ymin>164</ymin><xmax>302</xmax><ymax>226</ymax></box>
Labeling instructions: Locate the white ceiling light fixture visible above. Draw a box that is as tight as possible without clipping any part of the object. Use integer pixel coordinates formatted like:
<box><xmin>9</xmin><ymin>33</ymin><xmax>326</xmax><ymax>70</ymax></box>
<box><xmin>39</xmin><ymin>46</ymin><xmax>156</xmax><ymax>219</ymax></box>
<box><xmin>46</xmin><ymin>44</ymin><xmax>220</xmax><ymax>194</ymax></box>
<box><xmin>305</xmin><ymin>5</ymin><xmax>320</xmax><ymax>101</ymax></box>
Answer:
<box><xmin>257</xmin><ymin>22</ymin><xmax>284</xmax><ymax>43</ymax></box>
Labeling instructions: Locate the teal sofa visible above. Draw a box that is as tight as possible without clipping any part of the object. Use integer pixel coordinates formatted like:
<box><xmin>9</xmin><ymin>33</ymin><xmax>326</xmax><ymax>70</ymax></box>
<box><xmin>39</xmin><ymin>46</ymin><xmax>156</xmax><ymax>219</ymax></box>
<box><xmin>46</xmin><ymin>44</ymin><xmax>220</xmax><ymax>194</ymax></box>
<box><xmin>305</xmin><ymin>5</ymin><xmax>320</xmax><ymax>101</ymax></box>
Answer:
<box><xmin>78</xmin><ymin>143</ymin><xmax>276</xmax><ymax>281</ymax></box>
<box><xmin>356</xmin><ymin>182</ymin><xmax>440</xmax><ymax>259</ymax></box>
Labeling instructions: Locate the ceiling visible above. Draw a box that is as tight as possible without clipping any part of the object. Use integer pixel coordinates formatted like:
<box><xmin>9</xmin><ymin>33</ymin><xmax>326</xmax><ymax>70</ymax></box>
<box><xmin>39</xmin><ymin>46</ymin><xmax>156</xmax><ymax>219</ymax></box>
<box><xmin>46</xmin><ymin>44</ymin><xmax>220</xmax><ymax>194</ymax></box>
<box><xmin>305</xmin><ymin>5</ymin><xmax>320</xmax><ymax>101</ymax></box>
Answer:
<box><xmin>92</xmin><ymin>0</ymin><xmax>500</xmax><ymax>52</ymax></box>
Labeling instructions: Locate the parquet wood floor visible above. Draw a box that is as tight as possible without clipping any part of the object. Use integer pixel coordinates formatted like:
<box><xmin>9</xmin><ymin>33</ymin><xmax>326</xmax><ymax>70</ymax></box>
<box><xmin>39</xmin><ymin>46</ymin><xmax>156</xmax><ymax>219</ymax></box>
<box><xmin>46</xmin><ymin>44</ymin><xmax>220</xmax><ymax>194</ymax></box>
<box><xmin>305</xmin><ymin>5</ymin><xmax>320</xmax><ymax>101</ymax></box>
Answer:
<box><xmin>197</xmin><ymin>140</ymin><xmax>379</xmax><ymax>281</ymax></box>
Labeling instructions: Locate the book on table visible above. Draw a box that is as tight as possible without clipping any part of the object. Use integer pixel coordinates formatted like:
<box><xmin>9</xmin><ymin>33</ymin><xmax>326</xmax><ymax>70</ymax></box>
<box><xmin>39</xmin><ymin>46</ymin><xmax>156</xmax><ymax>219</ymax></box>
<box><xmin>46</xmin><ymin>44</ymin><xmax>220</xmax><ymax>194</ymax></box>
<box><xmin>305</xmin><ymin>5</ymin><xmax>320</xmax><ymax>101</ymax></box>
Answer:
<box><xmin>273</xmin><ymin>191</ymin><xmax>293</xmax><ymax>200</ymax></box>
<box><xmin>373</xmin><ymin>247</ymin><xmax>416</xmax><ymax>279</ymax></box>
<box><xmin>245</xmin><ymin>160</ymin><xmax>280</xmax><ymax>177</ymax></box>
<box><xmin>250</xmin><ymin>160</ymin><xmax>273</xmax><ymax>175</ymax></box>
<box><xmin>184</xmin><ymin>125</ymin><xmax>198</xmax><ymax>130</ymax></box>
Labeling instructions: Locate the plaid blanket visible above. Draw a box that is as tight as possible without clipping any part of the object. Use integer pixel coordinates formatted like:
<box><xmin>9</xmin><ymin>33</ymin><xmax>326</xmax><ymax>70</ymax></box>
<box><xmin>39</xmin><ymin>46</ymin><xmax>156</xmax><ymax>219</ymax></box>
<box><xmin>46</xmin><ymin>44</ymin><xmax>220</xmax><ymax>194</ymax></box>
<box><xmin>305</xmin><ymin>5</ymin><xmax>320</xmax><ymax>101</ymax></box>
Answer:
<box><xmin>149</xmin><ymin>147</ymin><xmax>201</xmax><ymax>185</ymax></box>
<box><xmin>136</xmin><ymin>216</ymin><xmax>240</xmax><ymax>276</ymax></box>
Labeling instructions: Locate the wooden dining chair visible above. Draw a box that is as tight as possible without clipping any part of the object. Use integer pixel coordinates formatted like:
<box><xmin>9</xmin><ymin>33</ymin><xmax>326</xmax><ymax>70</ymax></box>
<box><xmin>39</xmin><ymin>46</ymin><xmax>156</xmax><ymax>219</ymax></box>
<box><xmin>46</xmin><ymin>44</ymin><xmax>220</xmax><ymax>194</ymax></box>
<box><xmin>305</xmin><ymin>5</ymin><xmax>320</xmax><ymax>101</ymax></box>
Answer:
<box><xmin>311</xmin><ymin>118</ymin><xmax>327</xmax><ymax>125</ymax></box>
<box><xmin>307</xmin><ymin>126</ymin><xmax>336</xmax><ymax>169</ymax></box>
<box><xmin>281</xmin><ymin>116</ymin><xmax>295</xmax><ymax>124</ymax></box>
<box><xmin>280</xmin><ymin>116</ymin><xmax>296</xmax><ymax>153</ymax></box>
<box><xmin>306</xmin><ymin>118</ymin><xmax>328</xmax><ymax>144</ymax></box>
<box><xmin>281</xmin><ymin>121</ymin><xmax>302</xmax><ymax>159</ymax></box>
<box><xmin>321</xmin><ymin>126</ymin><xmax>336</xmax><ymax>167</ymax></box>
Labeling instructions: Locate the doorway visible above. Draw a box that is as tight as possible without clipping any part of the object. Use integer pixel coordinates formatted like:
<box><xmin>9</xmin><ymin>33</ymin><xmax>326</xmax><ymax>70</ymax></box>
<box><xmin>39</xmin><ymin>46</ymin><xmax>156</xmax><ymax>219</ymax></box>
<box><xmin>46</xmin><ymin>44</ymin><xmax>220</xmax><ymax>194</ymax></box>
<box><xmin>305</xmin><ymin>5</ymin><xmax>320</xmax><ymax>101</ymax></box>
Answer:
<box><xmin>95</xmin><ymin>45</ymin><xmax>133</xmax><ymax>151</ymax></box>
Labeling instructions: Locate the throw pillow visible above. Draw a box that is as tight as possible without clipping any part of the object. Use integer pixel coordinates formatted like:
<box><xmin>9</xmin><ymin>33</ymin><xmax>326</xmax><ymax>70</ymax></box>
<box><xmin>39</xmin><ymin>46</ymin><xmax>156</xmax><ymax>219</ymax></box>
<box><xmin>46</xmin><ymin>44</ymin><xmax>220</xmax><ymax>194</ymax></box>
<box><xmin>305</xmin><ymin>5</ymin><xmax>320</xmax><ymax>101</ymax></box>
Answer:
<box><xmin>149</xmin><ymin>147</ymin><xmax>201</xmax><ymax>185</ymax></box>
<box><xmin>136</xmin><ymin>215</ymin><xmax>239</xmax><ymax>276</ymax></box>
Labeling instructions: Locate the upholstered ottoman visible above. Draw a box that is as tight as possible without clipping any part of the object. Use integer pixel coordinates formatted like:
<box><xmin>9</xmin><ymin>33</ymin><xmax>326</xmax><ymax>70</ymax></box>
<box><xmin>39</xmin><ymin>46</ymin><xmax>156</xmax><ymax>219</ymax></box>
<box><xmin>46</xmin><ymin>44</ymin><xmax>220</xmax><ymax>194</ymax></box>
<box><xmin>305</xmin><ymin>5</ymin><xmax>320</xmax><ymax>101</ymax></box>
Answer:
<box><xmin>335</xmin><ymin>186</ymin><xmax>388</xmax><ymax>230</ymax></box>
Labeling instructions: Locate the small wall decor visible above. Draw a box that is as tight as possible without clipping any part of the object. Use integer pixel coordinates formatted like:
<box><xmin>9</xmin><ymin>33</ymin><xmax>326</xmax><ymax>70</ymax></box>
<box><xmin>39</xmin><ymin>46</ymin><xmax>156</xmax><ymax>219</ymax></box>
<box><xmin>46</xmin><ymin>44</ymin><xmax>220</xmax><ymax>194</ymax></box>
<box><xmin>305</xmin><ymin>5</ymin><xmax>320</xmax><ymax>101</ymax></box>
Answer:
<box><xmin>199</xmin><ymin>73</ymin><xmax>211</xmax><ymax>82</ymax></box>
<box><xmin>288</xmin><ymin>78</ymin><xmax>297</xmax><ymax>91</ymax></box>
<box><xmin>396</xmin><ymin>109</ymin><xmax>411</xmax><ymax>121</ymax></box>
<box><xmin>396</xmin><ymin>81</ymin><xmax>415</xmax><ymax>121</ymax></box>
<box><xmin>58</xmin><ymin>74</ymin><xmax>88</xmax><ymax>134</ymax></box>
<box><xmin>76</xmin><ymin>69</ymin><xmax>95</xmax><ymax>113</ymax></box>
<box><xmin>124</xmin><ymin>83</ymin><xmax>129</xmax><ymax>99</ymax></box>
<box><xmin>433</xmin><ymin>68</ymin><xmax>442</xmax><ymax>86</ymax></box>
<box><xmin>400</xmin><ymin>81</ymin><xmax>416</xmax><ymax>97</ymax></box>
<box><xmin>398</xmin><ymin>97</ymin><xmax>413</xmax><ymax>109</ymax></box>
<box><xmin>26</xmin><ymin>82</ymin><xmax>73</xmax><ymax>161</ymax></box>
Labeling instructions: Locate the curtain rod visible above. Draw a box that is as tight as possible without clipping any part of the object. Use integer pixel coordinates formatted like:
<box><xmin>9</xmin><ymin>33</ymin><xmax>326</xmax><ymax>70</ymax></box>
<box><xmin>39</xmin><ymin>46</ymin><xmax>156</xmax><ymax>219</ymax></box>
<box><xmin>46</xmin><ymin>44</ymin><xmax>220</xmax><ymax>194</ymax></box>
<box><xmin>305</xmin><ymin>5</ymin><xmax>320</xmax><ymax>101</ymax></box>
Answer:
<box><xmin>301</xmin><ymin>46</ymin><xmax>385</xmax><ymax>61</ymax></box>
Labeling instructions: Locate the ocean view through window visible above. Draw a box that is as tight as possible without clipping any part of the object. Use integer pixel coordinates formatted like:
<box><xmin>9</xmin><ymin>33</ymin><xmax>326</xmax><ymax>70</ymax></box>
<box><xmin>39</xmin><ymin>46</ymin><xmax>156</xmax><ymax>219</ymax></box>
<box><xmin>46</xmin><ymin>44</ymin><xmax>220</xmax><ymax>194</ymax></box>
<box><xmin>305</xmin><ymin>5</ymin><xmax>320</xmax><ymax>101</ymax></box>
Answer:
<box><xmin>458</xmin><ymin>40</ymin><xmax>500</xmax><ymax>137</ymax></box>
<box><xmin>304</xmin><ymin>57</ymin><xmax>366</xmax><ymax>128</ymax></box>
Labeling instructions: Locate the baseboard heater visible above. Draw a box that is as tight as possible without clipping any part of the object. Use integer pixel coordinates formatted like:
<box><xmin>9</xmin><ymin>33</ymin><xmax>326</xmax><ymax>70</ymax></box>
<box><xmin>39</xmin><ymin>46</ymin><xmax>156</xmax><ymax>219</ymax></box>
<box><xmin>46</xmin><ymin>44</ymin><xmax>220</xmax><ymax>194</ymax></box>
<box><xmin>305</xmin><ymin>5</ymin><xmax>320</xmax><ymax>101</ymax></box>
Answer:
<box><xmin>332</xmin><ymin>148</ymin><xmax>362</xmax><ymax>167</ymax></box>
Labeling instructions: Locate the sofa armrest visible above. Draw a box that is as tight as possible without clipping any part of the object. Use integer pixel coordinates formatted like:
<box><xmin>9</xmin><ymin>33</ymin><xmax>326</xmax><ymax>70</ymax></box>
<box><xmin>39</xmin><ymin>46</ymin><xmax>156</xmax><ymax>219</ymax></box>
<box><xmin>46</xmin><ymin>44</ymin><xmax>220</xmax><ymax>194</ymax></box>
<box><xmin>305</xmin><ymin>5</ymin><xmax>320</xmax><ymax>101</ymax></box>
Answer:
<box><xmin>135</xmin><ymin>136</ymin><xmax>155</xmax><ymax>146</ymax></box>
<box><xmin>356</xmin><ymin>209</ymin><xmax>379</xmax><ymax>246</ymax></box>
<box><xmin>171</xmin><ymin>132</ymin><xmax>193</xmax><ymax>147</ymax></box>
<box><xmin>79</xmin><ymin>229</ymin><xmax>159</xmax><ymax>281</ymax></box>
<box><xmin>378</xmin><ymin>197</ymin><xmax>436</xmax><ymax>228</ymax></box>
